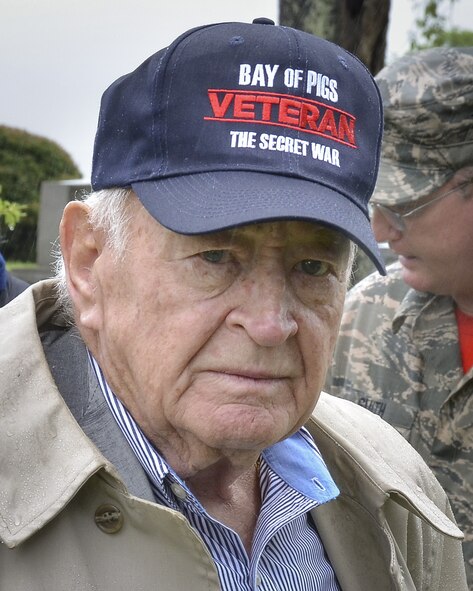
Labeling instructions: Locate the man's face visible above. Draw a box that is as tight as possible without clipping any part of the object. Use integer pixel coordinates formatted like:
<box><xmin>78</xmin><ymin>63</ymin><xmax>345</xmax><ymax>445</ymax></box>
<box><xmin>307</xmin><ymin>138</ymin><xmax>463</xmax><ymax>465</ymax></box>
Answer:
<box><xmin>83</xmin><ymin>201</ymin><xmax>351</xmax><ymax>473</ymax></box>
<box><xmin>372</xmin><ymin>170</ymin><xmax>473</xmax><ymax>307</ymax></box>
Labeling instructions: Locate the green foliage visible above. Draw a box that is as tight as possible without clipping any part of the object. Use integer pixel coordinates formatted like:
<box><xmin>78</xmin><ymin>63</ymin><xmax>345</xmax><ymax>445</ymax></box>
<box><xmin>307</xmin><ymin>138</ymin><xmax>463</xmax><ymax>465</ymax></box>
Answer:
<box><xmin>431</xmin><ymin>27</ymin><xmax>473</xmax><ymax>46</ymax></box>
<box><xmin>0</xmin><ymin>197</ymin><xmax>27</xmax><ymax>232</ymax></box>
<box><xmin>411</xmin><ymin>0</ymin><xmax>473</xmax><ymax>49</ymax></box>
<box><xmin>0</xmin><ymin>125</ymin><xmax>81</xmax><ymax>261</ymax></box>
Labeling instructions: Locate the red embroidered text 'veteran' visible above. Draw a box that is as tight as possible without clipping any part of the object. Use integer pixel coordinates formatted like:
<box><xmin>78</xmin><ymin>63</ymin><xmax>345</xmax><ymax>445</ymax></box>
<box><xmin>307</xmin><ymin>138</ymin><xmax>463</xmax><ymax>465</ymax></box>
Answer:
<box><xmin>205</xmin><ymin>89</ymin><xmax>357</xmax><ymax>148</ymax></box>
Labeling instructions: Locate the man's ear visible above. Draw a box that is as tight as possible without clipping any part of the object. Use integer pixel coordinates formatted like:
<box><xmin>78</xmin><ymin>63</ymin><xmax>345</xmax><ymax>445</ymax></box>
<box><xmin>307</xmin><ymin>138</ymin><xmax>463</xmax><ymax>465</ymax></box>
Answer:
<box><xmin>59</xmin><ymin>201</ymin><xmax>102</xmax><ymax>329</ymax></box>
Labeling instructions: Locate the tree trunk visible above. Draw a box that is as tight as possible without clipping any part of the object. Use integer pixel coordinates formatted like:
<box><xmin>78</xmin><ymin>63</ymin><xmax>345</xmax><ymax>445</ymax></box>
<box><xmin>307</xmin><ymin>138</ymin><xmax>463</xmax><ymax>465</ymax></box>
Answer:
<box><xmin>279</xmin><ymin>0</ymin><xmax>391</xmax><ymax>75</ymax></box>
<box><xmin>279</xmin><ymin>0</ymin><xmax>392</xmax><ymax>281</ymax></box>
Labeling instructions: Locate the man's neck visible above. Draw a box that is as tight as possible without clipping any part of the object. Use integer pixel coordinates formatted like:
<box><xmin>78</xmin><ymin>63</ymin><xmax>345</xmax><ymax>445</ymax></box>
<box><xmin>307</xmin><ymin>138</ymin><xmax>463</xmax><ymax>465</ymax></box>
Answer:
<box><xmin>187</xmin><ymin>460</ymin><xmax>261</xmax><ymax>555</ymax></box>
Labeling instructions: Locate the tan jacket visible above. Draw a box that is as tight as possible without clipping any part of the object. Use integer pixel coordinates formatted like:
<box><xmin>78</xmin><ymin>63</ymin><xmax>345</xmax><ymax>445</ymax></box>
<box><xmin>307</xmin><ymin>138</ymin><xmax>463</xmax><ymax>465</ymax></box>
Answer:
<box><xmin>0</xmin><ymin>281</ymin><xmax>468</xmax><ymax>590</ymax></box>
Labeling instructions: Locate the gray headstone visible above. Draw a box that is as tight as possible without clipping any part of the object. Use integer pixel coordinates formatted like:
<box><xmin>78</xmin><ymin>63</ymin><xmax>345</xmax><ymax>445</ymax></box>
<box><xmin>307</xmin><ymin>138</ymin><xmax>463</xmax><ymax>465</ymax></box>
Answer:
<box><xmin>36</xmin><ymin>179</ymin><xmax>90</xmax><ymax>271</ymax></box>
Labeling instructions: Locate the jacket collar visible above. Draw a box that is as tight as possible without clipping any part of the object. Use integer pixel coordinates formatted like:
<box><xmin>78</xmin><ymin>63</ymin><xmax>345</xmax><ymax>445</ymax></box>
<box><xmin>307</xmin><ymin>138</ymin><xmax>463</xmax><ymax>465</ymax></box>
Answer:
<box><xmin>306</xmin><ymin>393</ymin><xmax>462</xmax><ymax>540</ymax></box>
<box><xmin>0</xmin><ymin>281</ymin><xmax>124</xmax><ymax>548</ymax></box>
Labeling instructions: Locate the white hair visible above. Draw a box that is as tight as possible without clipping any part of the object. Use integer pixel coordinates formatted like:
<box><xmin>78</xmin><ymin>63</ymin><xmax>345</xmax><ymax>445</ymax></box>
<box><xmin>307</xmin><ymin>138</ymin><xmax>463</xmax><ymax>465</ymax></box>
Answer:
<box><xmin>53</xmin><ymin>187</ymin><xmax>135</xmax><ymax>322</ymax></box>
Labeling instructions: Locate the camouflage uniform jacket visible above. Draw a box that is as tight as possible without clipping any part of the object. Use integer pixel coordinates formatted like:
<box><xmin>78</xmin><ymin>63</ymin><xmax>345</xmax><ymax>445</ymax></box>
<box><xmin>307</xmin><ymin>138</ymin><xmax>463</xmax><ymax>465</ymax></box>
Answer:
<box><xmin>327</xmin><ymin>262</ymin><xmax>473</xmax><ymax>588</ymax></box>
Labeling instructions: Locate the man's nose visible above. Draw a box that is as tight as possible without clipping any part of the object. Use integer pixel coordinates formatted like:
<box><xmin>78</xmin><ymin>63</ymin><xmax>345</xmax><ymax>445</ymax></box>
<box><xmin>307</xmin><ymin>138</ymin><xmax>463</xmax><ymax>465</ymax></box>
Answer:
<box><xmin>371</xmin><ymin>207</ymin><xmax>403</xmax><ymax>243</ymax></box>
<box><xmin>225</xmin><ymin>268</ymin><xmax>298</xmax><ymax>347</ymax></box>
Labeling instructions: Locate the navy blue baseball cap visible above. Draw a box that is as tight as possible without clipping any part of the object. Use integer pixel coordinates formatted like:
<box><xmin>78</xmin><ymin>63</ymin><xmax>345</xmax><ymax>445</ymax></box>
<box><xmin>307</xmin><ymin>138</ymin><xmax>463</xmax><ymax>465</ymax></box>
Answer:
<box><xmin>92</xmin><ymin>18</ymin><xmax>385</xmax><ymax>273</ymax></box>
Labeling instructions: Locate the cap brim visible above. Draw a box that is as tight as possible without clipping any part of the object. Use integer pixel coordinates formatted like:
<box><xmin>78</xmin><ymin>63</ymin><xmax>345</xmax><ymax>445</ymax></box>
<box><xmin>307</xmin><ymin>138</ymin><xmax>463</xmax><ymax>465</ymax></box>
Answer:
<box><xmin>374</xmin><ymin>157</ymin><xmax>452</xmax><ymax>206</ymax></box>
<box><xmin>132</xmin><ymin>171</ymin><xmax>386</xmax><ymax>275</ymax></box>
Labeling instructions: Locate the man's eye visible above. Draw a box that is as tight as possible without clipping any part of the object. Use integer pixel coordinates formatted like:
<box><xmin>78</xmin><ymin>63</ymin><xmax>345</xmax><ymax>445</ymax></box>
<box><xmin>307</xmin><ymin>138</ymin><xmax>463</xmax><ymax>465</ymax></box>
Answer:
<box><xmin>200</xmin><ymin>250</ymin><xmax>227</xmax><ymax>263</ymax></box>
<box><xmin>296</xmin><ymin>259</ymin><xmax>330</xmax><ymax>276</ymax></box>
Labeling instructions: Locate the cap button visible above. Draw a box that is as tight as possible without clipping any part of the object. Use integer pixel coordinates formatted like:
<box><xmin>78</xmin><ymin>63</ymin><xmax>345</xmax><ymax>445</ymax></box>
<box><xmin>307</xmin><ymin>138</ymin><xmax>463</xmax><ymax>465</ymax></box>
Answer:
<box><xmin>252</xmin><ymin>17</ymin><xmax>275</xmax><ymax>25</ymax></box>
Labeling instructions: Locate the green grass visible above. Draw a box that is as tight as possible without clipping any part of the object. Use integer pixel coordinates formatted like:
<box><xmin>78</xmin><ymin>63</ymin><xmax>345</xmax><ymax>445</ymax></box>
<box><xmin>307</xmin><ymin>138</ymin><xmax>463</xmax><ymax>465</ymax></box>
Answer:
<box><xmin>6</xmin><ymin>261</ymin><xmax>38</xmax><ymax>271</ymax></box>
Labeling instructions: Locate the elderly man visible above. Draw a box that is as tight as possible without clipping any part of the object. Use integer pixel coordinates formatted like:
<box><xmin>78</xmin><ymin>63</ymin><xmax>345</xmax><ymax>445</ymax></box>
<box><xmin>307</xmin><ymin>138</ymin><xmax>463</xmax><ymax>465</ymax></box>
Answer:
<box><xmin>0</xmin><ymin>21</ymin><xmax>467</xmax><ymax>590</ymax></box>
<box><xmin>327</xmin><ymin>47</ymin><xmax>473</xmax><ymax>588</ymax></box>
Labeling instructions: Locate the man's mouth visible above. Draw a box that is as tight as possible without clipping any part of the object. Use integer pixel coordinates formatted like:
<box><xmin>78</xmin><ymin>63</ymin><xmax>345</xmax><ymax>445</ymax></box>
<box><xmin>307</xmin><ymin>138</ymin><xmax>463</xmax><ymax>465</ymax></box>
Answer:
<box><xmin>214</xmin><ymin>369</ymin><xmax>287</xmax><ymax>381</ymax></box>
<box><xmin>398</xmin><ymin>254</ymin><xmax>420</xmax><ymax>269</ymax></box>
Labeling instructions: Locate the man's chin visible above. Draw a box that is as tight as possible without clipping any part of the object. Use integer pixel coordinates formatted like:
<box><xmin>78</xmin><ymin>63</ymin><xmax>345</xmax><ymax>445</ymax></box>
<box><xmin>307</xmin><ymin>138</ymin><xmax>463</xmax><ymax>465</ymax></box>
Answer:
<box><xmin>204</xmin><ymin>415</ymin><xmax>292</xmax><ymax>454</ymax></box>
<box><xmin>399</xmin><ymin>263</ymin><xmax>433</xmax><ymax>294</ymax></box>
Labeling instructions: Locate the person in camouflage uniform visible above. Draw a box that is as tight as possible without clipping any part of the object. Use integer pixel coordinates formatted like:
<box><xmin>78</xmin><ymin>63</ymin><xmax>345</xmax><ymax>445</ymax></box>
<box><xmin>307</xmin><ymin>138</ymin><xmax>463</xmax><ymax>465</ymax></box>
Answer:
<box><xmin>326</xmin><ymin>46</ymin><xmax>473</xmax><ymax>587</ymax></box>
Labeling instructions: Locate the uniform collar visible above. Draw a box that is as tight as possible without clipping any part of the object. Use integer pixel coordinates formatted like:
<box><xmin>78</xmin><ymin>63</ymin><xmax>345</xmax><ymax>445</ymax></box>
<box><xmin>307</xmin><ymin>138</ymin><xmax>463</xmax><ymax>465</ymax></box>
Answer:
<box><xmin>392</xmin><ymin>282</ymin><xmax>452</xmax><ymax>335</ymax></box>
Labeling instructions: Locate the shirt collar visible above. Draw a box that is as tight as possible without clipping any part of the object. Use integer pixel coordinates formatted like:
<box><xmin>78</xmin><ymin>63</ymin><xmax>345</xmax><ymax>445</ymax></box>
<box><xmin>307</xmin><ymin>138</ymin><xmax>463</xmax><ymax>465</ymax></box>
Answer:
<box><xmin>263</xmin><ymin>429</ymin><xmax>339</xmax><ymax>504</ymax></box>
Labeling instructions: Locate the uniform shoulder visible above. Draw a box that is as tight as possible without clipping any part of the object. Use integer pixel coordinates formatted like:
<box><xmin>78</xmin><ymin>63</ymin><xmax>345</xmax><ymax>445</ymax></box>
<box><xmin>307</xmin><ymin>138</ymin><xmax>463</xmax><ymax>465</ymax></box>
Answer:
<box><xmin>347</xmin><ymin>261</ymin><xmax>407</xmax><ymax>306</ymax></box>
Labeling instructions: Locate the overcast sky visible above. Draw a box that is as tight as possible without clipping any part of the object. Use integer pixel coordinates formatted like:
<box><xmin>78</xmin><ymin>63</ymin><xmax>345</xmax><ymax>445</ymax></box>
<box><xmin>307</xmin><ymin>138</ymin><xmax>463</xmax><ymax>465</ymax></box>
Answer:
<box><xmin>1</xmin><ymin>0</ymin><xmax>471</xmax><ymax>179</ymax></box>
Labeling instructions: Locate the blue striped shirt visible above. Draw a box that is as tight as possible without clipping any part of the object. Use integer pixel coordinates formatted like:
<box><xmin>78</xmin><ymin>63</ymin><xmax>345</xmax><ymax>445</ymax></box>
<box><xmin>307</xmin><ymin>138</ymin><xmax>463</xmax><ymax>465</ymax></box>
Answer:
<box><xmin>90</xmin><ymin>355</ymin><xmax>341</xmax><ymax>590</ymax></box>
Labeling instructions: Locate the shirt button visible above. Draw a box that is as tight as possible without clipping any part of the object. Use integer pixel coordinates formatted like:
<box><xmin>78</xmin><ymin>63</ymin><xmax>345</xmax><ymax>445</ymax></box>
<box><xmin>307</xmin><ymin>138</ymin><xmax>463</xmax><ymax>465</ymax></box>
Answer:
<box><xmin>170</xmin><ymin>482</ymin><xmax>188</xmax><ymax>500</ymax></box>
<box><xmin>256</xmin><ymin>573</ymin><xmax>262</xmax><ymax>586</ymax></box>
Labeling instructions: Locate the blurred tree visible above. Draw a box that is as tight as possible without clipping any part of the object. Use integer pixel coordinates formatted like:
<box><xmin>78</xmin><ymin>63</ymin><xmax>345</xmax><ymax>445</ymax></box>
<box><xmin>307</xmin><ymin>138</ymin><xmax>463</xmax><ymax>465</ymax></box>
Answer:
<box><xmin>0</xmin><ymin>125</ymin><xmax>81</xmax><ymax>262</ymax></box>
<box><xmin>279</xmin><ymin>0</ymin><xmax>391</xmax><ymax>75</ymax></box>
<box><xmin>411</xmin><ymin>0</ymin><xmax>473</xmax><ymax>48</ymax></box>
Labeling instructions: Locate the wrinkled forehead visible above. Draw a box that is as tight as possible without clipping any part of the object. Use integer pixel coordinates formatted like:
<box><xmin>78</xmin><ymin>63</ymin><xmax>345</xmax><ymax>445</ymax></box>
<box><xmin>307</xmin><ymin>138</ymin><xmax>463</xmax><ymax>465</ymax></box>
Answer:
<box><xmin>214</xmin><ymin>220</ymin><xmax>351</xmax><ymax>248</ymax></box>
<box><xmin>128</xmin><ymin>197</ymin><xmax>353</xmax><ymax>262</ymax></box>
<box><xmin>150</xmin><ymin>217</ymin><xmax>353</xmax><ymax>256</ymax></box>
